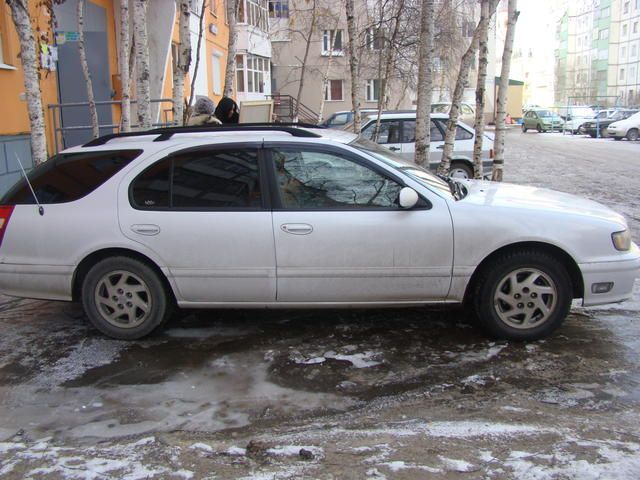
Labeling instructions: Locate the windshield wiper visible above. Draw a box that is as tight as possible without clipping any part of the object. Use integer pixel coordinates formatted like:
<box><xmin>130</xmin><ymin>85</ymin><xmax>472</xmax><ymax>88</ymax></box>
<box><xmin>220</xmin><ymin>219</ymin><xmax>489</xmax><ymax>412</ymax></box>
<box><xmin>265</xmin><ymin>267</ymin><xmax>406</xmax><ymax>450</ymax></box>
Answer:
<box><xmin>437</xmin><ymin>174</ymin><xmax>463</xmax><ymax>200</ymax></box>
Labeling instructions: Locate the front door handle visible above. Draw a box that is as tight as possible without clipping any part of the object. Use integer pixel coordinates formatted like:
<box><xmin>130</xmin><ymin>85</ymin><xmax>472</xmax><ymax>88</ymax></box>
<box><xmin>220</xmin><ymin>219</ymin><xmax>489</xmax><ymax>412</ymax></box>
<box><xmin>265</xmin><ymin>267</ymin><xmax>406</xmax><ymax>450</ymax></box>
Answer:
<box><xmin>389</xmin><ymin>146</ymin><xmax>400</xmax><ymax>151</ymax></box>
<box><xmin>131</xmin><ymin>224</ymin><xmax>160</xmax><ymax>236</ymax></box>
<box><xmin>281</xmin><ymin>223</ymin><xmax>313</xmax><ymax>235</ymax></box>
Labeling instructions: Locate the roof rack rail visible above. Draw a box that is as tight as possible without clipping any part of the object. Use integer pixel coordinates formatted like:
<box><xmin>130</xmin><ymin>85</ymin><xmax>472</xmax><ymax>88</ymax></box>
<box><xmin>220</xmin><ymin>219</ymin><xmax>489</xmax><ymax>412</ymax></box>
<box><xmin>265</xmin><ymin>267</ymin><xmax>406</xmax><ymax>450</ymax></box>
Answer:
<box><xmin>82</xmin><ymin>123</ymin><xmax>323</xmax><ymax>148</ymax></box>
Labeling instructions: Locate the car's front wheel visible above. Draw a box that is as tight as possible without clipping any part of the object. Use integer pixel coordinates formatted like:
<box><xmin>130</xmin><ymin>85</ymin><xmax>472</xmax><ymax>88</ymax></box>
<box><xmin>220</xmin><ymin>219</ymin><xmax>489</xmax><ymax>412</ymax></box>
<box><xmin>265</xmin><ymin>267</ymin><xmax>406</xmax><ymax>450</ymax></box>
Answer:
<box><xmin>81</xmin><ymin>256</ymin><xmax>171</xmax><ymax>340</ymax></box>
<box><xmin>627</xmin><ymin>128</ymin><xmax>639</xmax><ymax>141</ymax></box>
<box><xmin>472</xmin><ymin>250</ymin><xmax>572</xmax><ymax>340</ymax></box>
<box><xmin>449</xmin><ymin>161</ymin><xmax>474</xmax><ymax>179</ymax></box>
<box><xmin>537</xmin><ymin>124</ymin><xmax>544</xmax><ymax>133</ymax></box>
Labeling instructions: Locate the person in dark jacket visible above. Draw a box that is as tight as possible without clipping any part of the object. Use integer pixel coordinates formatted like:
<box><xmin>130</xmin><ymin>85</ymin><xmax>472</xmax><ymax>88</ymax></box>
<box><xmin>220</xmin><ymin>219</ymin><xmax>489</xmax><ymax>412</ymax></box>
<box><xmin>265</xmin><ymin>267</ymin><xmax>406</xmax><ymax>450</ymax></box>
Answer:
<box><xmin>214</xmin><ymin>97</ymin><xmax>240</xmax><ymax>124</ymax></box>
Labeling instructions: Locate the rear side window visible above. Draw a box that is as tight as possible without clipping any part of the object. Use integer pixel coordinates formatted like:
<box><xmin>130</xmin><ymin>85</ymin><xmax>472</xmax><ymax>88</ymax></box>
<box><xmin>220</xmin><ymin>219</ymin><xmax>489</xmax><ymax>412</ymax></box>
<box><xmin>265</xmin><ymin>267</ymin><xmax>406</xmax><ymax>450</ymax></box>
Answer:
<box><xmin>433</xmin><ymin>120</ymin><xmax>473</xmax><ymax>140</ymax></box>
<box><xmin>1</xmin><ymin>150</ymin><xmax>141</xmax><ymax>204</ymax></box>
<box><xmin>130</xmin><ymin>149</ymin><xmax>262</xmax><ymax>210</ymax></box>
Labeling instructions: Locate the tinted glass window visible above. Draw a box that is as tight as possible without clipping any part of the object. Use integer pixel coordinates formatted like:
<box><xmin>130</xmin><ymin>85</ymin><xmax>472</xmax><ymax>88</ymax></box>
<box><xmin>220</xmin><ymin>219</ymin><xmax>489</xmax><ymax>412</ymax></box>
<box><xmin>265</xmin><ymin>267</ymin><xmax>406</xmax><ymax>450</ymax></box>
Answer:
<box><xmin>455</xmin><ymin>126</ymin><xmax>474</xmax><ymax>140</ymax></box>
<box><xmin>172</xmin><ymin>150</ymin><xmax>261</xmax><ymax>208</ymax></box>
<box><xmin>273</xmin><ymin>148</ymin><xmax>402</xmax><ymax>209</ymax></box>
<box><xmin>361</xmin><ymin>120</ymin><xmax>401</xmax><ymax>144</ymax></box>
<box><xmin>1</xmin><ymin>150</ymin><xmax>141</xmax><ymax>205</ymax></box>
<box><xmin>131</xmin><ymin>159</ymin><xmax>171</xmax><ymax>208</ymax></box>
<box><xmin>131</xmin><ymin>149</ymin><xmax>261</xmax><ymax>209</ymax></box>
<box><xmin>402</xmin><ymin>120</ymin><xmax>416</xmax><ymax>142</ymax></box>
<box><xmin>430</xmin><ymin>120</ymin><xmax>444</xmax><ymax>141</ymax></box>
<box><xmin>328</xmin><ymin>113</ymin><xmax>350</xmax><ymax>126</ymax></box>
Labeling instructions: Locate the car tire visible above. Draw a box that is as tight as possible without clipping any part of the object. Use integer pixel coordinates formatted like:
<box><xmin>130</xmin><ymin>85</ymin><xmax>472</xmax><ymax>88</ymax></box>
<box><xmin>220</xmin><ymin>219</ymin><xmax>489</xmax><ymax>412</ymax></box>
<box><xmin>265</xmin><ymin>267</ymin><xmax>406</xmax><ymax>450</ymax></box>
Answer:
<box><xmin>614</xmin><ymin>136</ymin><xmax>622</xmax><ymax>141</ymax></box>
<box><xmin>537</xmin><ymin>124</ymin><xmax>544</xmax><ymax>133</ymax></box>
<box><xmin>589</xmin><ymin>133</ymin><xmax>597</xmax><ymax>138</ymax></box>
<box><xmin>627</xmin><ymin>129</ymin><xmax>639</xmax><ymax>141</ymax></box>
<box><xmin>472</xmin><ymin>250</ymin><xmax>572</xmax><ymax>341</ymax></box>
<box><xmin>81</xmin><ymin>256</ymin><xmax>171</xmax><ymax>340</ymax></box>
<box><xmin>522</xmin><ymin>124</ymin><xmax>527</xmax><ymax>133</ymax></box>
<box><xmin>449</xmin><ymin>161</ymin><xmax>474</xmax><ymax>179</ymax></box>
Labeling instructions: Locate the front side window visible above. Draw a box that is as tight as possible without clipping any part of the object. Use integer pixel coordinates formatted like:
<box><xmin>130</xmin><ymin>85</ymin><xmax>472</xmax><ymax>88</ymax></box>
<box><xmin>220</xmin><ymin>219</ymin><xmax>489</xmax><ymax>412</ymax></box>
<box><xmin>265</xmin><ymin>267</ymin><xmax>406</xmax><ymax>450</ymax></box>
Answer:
<box><xmin>131</xmin><ymin>149</ymin><xmax>262</xmax><ymax>209</ymax></box>
<box><xmin>272</xmin><ymin>148</ymin><xmax>402</xmax><ymax>209</ymax></box>
<box><xmin>2</xmin><ymin>150</ymin><xmax>142</xmax><ymax>205</ymax></box>
<box><xmin>434</xmin><ymin>120</ymin><xmax>474</xmax><ymax>140</ymax></box>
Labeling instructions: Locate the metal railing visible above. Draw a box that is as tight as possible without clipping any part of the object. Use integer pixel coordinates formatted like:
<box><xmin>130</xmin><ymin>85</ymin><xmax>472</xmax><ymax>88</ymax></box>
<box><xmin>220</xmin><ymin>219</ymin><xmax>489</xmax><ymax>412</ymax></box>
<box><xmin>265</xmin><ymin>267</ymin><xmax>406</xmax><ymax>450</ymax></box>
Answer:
<box><xmin>47</xmin><ymin>98</ymin><xmax>176</xmax><ymax>153</ymax></box>
<box><xmin>268</xmin><ymin>94</ymin><xmax>319</xmax><ymax>125</ymax></box>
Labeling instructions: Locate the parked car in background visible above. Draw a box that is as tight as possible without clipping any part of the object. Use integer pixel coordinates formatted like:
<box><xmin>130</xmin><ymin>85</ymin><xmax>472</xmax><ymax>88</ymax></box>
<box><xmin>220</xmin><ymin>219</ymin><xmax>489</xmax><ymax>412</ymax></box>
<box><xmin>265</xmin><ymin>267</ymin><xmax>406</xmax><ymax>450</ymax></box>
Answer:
<box><xmin>607</xmin><ymin>111</ymin><xmax>640</xmax><ymax>141</ymax></box>
<box><xmin>356</xmin><ymin>112</ymin><xmax>493</xmax><ymax>179</ymax></box>
<box><xmin>1</xmin><ymin>125</ymin><xmax>637</xmax><ymax>342</ymax></box>
<box><xmin>432</xmin><ymin>102</ymin><xmax>476</xmax><ymax>126</ymax></box>
<box><xmin>321</xmin><ymin>109</ymin><xmax>378</xmax><ymax>128</ymax></box>
<box><xmin>583</xmin><ymin>109</ymin><xmax>639</xmax><ymax>138</ymax></box>
<box><xmin>521</xmin><ymin>109</ymin><xmax>563</xmax><ymax>132</ymax></box>
<box><xmin>557</xmin><ymin>106</ymin><xmax>596</xmax><ymax>134</ymax></box>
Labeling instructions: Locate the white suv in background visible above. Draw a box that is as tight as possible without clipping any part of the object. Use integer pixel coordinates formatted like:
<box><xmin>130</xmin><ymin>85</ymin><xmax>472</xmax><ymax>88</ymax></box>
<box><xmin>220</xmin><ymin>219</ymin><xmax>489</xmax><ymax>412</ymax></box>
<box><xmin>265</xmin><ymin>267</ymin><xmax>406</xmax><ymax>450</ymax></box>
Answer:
<box><xmin>356</xmin><ymin>112</ymin><xmax>494</xmax><ymax>178</ymax></box>
<box><xmin>0</xmin><ymin>125</ymin><xmax>638</xmax><ymax>341</ymax></box>
<box><xmin>607</xmin><ymin>111</ymin><xmax>640</xmax><ymax>141</ymax></box>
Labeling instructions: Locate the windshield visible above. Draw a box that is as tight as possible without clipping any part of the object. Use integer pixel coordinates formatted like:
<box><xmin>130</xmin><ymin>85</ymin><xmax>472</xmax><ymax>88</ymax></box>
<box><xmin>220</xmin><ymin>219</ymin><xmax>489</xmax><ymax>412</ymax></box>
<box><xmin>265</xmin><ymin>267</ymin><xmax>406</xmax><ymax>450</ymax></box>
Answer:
<box><xmin>349</xmin><ymin>137</ymin><xmax>452</xmax><ymax>197</ymax></box>
<box><xmin>537</xmin><ymin>110</ymin><xmax>555</xmax><ymax>118</ymax></box>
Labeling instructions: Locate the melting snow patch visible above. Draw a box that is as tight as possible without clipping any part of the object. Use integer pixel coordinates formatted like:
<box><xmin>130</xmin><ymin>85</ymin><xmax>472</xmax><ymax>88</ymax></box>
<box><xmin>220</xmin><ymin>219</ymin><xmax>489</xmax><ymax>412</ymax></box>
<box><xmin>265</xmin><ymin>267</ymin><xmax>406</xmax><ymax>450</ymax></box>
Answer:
<box><xmin>266</xmin><ymin>445</ymin><xmax>323</xmax><ymax>458</ymax></box>
<box><xmin>225</xmin><ymin>446</ymin><xmax>246</xmax><ymax>456</ymax></box>
<box><xmin>439</xmin><ymin>456</ymin><xmax>476</xmax><ymax>472</ymax></box>
<box><xmin>380</xmin><ymin>461</ymin><xmax>441</xmax><ymax>473</ymax></box>
<box><xmin>190</xmin><ymin>442</ymin><xmax>214</xmax><ymax>453</ymax></box>
<box><xmin>324</xmin><ymin>350</ymin><xmax>382</xmax><ymax>368</ymax></box>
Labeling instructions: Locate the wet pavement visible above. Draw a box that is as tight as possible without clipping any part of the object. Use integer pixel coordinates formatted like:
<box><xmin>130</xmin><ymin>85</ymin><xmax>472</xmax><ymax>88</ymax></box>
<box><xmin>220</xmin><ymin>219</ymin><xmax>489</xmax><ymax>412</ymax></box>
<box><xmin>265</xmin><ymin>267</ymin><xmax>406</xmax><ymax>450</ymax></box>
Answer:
<box><xmin>1</xmin><ymin>130</ymin><xmax>640</xmax><ymax>479</ymax></box>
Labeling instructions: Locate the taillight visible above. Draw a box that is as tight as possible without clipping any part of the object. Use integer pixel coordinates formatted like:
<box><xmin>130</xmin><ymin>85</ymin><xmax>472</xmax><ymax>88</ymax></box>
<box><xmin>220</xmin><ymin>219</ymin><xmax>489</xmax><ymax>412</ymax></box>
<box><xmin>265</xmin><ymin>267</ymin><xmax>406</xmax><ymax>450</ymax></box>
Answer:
<box><xmin>0</xmin><ymin>205</ymin><xmax>15</xmax><ymax>248</ymax></box>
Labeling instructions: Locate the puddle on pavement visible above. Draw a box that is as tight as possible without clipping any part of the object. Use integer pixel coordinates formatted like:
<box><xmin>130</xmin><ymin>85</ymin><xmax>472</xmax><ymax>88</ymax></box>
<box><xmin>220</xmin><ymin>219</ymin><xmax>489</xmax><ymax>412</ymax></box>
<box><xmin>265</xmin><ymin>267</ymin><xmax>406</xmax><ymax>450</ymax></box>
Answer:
<box><xmin>0</xmin><ymin>289</ymin><xmax>639</xmax><ymax>441</ymax></box>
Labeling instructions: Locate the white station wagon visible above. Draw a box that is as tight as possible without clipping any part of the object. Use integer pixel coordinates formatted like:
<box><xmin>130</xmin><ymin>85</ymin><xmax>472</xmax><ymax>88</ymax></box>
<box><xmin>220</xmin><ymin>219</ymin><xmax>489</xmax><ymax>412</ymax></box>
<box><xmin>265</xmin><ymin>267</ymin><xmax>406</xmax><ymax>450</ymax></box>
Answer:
<box><xmin>0</xmin><ymin>125</ymin><xmax>638</xmax><ymax>341</ymax></box>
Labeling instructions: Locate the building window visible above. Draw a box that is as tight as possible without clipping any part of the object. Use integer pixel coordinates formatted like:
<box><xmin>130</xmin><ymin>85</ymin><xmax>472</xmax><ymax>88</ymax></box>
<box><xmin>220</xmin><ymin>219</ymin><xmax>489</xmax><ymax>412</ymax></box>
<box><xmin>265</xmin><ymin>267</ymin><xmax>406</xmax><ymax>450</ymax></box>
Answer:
<box><xmin>190</xmin><ymin>0</ymin><xmax>203</xmax><ymax>15</ymax></box>
<box><xmin>366</xmin><ymin>28</ymin><xmax>384</xmax><ymax>50</ymax></box>
<box><xmin>632</xmin><ymin>44</ymin><xmax>638</xmax><ymax>58</ymax></box>
<box><xmin>324</xmin><ymin>80</ymin><xmax>343</xmax><ymax>101</ymax></box>
<box><xmin>211</xmin><ymin>53</ymin><xmax>222</xmax><ymax>95</ymax></box>
<box><xmin>623</xmin><ymin>23</ymin><xmax>628</xmax><ymax>36</ymax></box>
<box><xmin>236</xmin><ymin>53</ymin><xmax>270</xmax><ymax>94</ymax></box>
<box><xmin>620</xmin><ymin>67</ymin><xmax>625</xmax><ymax>81</ymax></box>
<box><xmin>599</xmin><ymin>28</ymin><xmax>609</xmax><ymax>39</ymax></box>
<box><xmin>624</xmin><ymin>1</ymin><xmax>630</xmax><ymax>14</ymax></box>
<box><xmin>322</xmin><ymin>30</ymin><xmax>343</xmax><ymax>55</ymax></box>
<box><xmin>240</xmin><ymin>0</ymin><xmax>269</xmax><ymax>31</ymax></box>
<box><xmin>268</xmin><ymin>0</ymin><xmax>288</xmax><ymax>18</ymax></box>
<box><xmin>633</xmin><ymin>21</ymin><xmax>638</xmax><ymax>34</ymax></box>
<box><xmin>601</xmin><ymin>6</ymin><xmax>610</xmax><ymax>17</ymax></box>
<box><xmin>366</xmin><ymin>79</ymin><xmax>383</xmax><ymax>102</ymax></box>
<box><xmin>621</xmin><ymin>46</ymin><xmax>627</xmax><ymax>58</ymax></box>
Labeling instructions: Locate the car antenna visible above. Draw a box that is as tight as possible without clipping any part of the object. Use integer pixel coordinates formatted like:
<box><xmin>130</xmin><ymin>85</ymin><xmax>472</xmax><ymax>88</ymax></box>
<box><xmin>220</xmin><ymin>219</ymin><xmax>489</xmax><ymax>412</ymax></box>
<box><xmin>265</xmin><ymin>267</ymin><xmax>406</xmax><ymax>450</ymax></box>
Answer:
<box><xmin>14</xmin><ymin>152</ymin><xmax>44</xmax><ymax>216</ymax></box>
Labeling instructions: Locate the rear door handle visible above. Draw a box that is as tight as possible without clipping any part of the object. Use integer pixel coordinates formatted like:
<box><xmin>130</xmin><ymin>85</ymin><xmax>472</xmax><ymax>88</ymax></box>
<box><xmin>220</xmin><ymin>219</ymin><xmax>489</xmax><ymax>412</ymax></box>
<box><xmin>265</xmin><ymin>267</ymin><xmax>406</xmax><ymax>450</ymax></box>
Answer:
<box><xmin>281</xmin><ymin>223</ymin><xmax>313</xmax><ymax>235</ymax></box>
<box><xmin>131</xmin><ymin>224</ymin><xmax>160</xmax><ymax>236</ymax></box>
<box><xmin>389</xmin><ymin>146</ymin><xmax>400</xmax><ymax>151</ymax></box>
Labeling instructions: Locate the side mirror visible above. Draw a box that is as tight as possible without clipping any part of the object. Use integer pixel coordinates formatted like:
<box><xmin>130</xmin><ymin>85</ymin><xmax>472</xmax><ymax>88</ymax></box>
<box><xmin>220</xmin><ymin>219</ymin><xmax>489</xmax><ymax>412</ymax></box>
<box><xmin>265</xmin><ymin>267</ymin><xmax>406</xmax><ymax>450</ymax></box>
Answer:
<box><xmin>399</xmin><ymin>187</ymin><xmax>419</xmax><ymax>209</ymax></box>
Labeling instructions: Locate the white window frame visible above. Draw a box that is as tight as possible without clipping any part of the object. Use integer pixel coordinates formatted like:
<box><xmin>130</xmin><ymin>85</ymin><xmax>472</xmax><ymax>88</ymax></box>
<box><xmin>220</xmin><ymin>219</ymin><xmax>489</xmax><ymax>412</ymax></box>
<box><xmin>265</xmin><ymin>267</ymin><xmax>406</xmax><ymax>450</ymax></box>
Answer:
<box><xmin>366</xmin><ymin>79</ymin><xmax>381</xmax><ymax>102</ymax></box>
<box><xmin>211</xmin><ymin>52</ymin><xmax>222</xmax><ymax>96</ymax></box>
<box><xmin>268</xmin><ymin>0</ymin><xmax>289</xmax><ymax>18</ymax></box>
<box><xmin>324</xmin><ymin>79</ymin><xmax>344</xmax><ymax>101</ymax></box>
<box><xmin>236</xmin><ymin>53</ymin><xmax>270</xmax><ymax>94</ymax></box>
<box><xmin>322</xmin><ymin>30</ymin><xmax>343</xmax><ymax>56</ymax></box>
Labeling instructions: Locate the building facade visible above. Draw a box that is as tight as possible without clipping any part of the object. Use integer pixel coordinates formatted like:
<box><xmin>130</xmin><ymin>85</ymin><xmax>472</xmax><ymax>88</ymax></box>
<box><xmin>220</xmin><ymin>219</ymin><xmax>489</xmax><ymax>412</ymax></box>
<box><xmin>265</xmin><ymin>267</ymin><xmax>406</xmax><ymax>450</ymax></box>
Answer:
<box><xmin>0</xmin><ymin>0</ymin><xmax>229</xmax><ymax>192</ymax></box>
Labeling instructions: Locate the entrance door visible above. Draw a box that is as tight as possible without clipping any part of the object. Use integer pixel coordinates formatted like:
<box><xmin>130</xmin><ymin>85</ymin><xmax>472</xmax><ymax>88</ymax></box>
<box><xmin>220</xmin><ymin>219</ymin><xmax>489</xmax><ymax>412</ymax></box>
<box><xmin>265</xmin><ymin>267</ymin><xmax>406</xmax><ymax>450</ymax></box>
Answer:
<box><xmin>55</xmin><ymin>0</ymin><xmax>113</xmax><ymax>148</ymax></box>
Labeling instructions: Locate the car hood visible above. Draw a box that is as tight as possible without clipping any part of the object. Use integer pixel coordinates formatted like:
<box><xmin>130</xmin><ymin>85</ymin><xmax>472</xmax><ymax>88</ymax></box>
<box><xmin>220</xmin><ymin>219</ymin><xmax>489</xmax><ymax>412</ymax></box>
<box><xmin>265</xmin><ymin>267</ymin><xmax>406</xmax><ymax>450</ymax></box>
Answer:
<box><xmin>459</xmin><ymin>180</ymin><xmax>626</xmax><ymax>226</ymax></box>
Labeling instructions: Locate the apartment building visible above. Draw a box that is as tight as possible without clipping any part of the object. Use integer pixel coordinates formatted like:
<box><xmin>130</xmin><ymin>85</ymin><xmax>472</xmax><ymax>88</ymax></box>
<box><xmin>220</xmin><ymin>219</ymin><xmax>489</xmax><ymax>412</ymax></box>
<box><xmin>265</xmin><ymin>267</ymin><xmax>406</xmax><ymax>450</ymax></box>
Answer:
<box><xmin>608</xmin><ymin>0</ymin><xmax>640</xmax><ymax>104</ymax></box>
<box><xmin>235</xmin><ymin>0</ymin><xmax>272</xmax><ymax>102</ymax></box>
<box><xmin>0</xmin><ymin>0</ymin><xmax>229</xmax><ymax>191</ymax></box>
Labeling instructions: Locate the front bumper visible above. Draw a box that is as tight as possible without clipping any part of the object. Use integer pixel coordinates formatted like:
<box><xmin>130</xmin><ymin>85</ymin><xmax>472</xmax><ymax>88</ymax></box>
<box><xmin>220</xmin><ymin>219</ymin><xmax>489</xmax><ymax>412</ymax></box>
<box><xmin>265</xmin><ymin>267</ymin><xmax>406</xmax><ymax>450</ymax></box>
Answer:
<box><xmin>580</xmin><ymin>253</ymin><xmax>640</xmax><ymax>306</ymax></box>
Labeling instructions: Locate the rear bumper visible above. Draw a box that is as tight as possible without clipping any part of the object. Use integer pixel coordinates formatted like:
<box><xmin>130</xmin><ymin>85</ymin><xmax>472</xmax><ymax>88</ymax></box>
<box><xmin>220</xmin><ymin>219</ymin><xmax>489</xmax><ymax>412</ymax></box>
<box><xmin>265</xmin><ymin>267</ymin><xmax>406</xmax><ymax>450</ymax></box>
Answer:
<box><xmin>580</xmin><ymin>255</ymin><xmax>640</xmax><ymax>307</ymax></box>
<box><xmin>0</xmin><ymin>263</ymin><xmax>73</xmax><ymax>301</ymax></box>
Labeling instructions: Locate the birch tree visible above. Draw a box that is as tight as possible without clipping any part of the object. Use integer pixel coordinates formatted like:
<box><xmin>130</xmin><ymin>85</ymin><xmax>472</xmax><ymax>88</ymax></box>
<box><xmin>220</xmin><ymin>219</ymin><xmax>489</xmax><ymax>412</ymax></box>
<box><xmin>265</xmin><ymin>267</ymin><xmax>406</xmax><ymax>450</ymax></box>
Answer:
<box><xmin>77</xmin><ymin>0</ymin><xmax>99</xmax><ymax>138</ymax></box>
<box><xmin>345</xmin><ymin>0</ymin><xmax>361</xmax><ymax>133</ymax></box>
<box><xmin>119</xmin><ymin>0</ymin><xmax>132</xmax><ymax>131</ymax></box>
<box><xmin>294</xmin><ymin>0</ymin><xmax>318</xmax><ymax>119</ymax></box>
<box><xmin>414</xmin><ymin>0</ymin><xmax>435</xmax><ymax>167</ymax></box>
<box><xmin>172</xmin><ymin>0</ymin><xmax>192</xmax><ymax>126</ymax></box>
<box><xmin>437</xmin><ymin>0</ymin><xmax>499</xmax><ymax>177</ymax></box>
<box><xmin>133</xmin><ymin>0</ymin><xmax>151</xmax><ymax>128</ymax></box>
<box><xmin>471</xmin><ymin>0</ymin><xmax>490</xmax><ymax>178</ymax></box>
<box><xmin>6</xmin><ymin>0</ymin><xmax>48</xmax><ymax>164</ymax></box>
<box><xmin>492</xmin><ymin>0</ymin><xmax>519</xmax><ymax>182</ymax></box>
<box><xmin>186</xmin><ymin>0</ymin><xmax>207</xmax><ymax>122</ymax></box>
<box><xmin>223</xmin><ymin>0</ymin><xmax>239</xmax><ymax>97</ymax></box>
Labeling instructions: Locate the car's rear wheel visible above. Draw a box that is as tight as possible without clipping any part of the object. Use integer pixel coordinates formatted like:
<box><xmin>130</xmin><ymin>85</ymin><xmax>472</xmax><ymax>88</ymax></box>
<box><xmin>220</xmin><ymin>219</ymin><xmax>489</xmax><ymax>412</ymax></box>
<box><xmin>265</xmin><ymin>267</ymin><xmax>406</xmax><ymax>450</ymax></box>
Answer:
<box><xmin>472</xmin><ymin>250</ymin><xmax>572</xmax><ymax>340</ymax></box>
<box><xmin>627</xmin><ymin>128</ymin><xmax>639</xmax><ymax>141</ymax></box>
<box><xmin>522</xmin><ymin>124</ymin><xmax>527</xmax><ymax>133</ymax></box>
<box><xmin>614</xmin><ymin>136</ymin><xmax>622</xmax><ymax>141</ymax></box>
<box><xmin>449</xmin><ymin>161</ymin><xmax>473</xmax><ymax>179</ymax></box>
<box><xmin>81</xmin><ymin>256</ymin><xmax>171</xmax><ymax>339</ymax></box>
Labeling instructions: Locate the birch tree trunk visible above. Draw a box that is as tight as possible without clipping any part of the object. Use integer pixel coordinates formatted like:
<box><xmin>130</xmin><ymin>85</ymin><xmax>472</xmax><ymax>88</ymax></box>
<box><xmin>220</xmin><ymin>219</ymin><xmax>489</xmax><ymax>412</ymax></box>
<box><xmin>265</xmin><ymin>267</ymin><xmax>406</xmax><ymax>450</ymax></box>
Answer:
<box><xmin>437</xmin><ymin>0</ymin><xmax>499</xmax><ymax>177</ymax></box>
<box><xmin>414</xmin><ymin>0</ymin><xmax>435</xmax><ymax>167</ymax></box>
<box><xmin>345</xmin><ymin>0</ymin><xmax>361</xmax><ymax>133</ymax></box>
<box><xmin>77</xmin><ymin>0</ymin><xmax>100</xmax><ymax>138</ymax></box>
<box><xmin>133</xmin><ymin>0</ymin><xmax>151</xmax><ymax>129</ymax></box>
<box><xmin>223</xmin><ymin>0</ymin><xmax>238</xmax><ymax>98</ymax></box>
<box><xmin>119</xmin><ymin>0</ymin><xmax>132</xmax><ymax>132</ymax></box>
<box><xmin>186</xmin><ymin>0</ymin><xmax>207</xmax><ymax>123</ymax></box>
<box><xmin>6</xmin><ymin>0</ymin><xmax>48</xmax><ymax>164</ymax></box>
<box><xmin>294</xmin><ymin>0</ymin><xmax>317</xmax><ymax>120</ymax></box>
<box><xmin>173</xmin><ymin>0</ymin><xmax>191</xmax><ymax>126</ymax></box>
<box><xmin>472</xmin><ymin>0</ymin><xmax>490</xmax><ymax>178</ymax></box>
<box><xmin>492</xmin><ymin>0</ymin><xmax>519</xmax><ymax>182</ymax></box>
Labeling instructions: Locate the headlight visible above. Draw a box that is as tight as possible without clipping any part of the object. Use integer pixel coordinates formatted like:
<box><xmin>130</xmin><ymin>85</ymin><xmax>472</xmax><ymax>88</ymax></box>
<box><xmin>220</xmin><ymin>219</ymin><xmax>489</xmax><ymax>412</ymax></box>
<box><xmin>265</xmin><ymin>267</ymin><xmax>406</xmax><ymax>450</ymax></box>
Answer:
<box><xmin>612</xmin><ymin>230</ymin><xmax>631</xmax><ymax>251</ymax></box>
